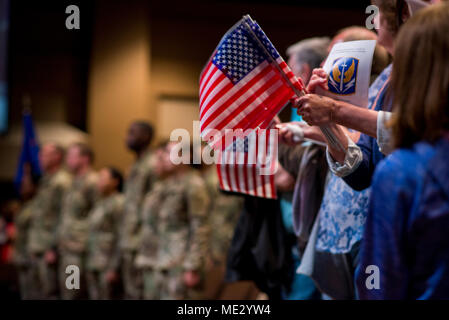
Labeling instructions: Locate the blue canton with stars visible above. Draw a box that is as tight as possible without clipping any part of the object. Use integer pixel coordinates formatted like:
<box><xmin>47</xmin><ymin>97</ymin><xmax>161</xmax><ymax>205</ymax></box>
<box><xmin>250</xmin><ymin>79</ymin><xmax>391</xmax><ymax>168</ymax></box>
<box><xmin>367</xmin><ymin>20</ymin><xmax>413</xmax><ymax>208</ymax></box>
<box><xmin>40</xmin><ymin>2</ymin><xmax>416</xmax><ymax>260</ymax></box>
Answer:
<box><xmin>212</xmin><ymin>17</ymin><xmax>280</xmax><ymax>85</ymax></box>
<box><xmin>246</xmin><ymin>17</ymin><xmax>281</xmax><ymax>59</ymax></box>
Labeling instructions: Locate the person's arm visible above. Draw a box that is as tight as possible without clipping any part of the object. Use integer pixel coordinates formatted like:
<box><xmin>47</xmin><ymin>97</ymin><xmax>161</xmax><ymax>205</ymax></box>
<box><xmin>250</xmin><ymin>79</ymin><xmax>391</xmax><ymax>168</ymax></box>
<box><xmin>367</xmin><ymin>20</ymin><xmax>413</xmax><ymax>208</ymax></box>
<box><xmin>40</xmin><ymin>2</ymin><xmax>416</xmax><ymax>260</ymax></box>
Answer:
<box><xmin>108</xmin><ymin>199</ymin><xmax>124</xmax><ymax>274</ymax></box>
<box><xmin>274</xmin><ymin>163</ymin><xmax>295</xmax><ymax>192</ymax></box>
<box><xmin>301</xmin><ymin>68</ymin><xmax>380</xmax><ymax>138</ymax></box>
<box><xmin>183</xmin><ymin>177</ymin><xmax>211</xmax><ymax>274</ymax></box>
<box><xmin>319</xmin><ymin>123</ymin><xmax>366</xmax><ymax>182</ymax></box>
<box><xmin>342</xmin><ymin>132</ymin><xmax>375</xmax><ymax>191</ymax></box>
<box><xmin>356</xmin><ymin>157</ymin><xmax>412</xmax><ymax>299</ymax></box>
<box><xmin>296</xmin><ymin>94</ymin><xmax>379</xmax><ymax>138</ymax></box>
<box><xmin>333</xmin><ymin>101</ymin><xmax>379</xmax><ymax>138</ymax></box>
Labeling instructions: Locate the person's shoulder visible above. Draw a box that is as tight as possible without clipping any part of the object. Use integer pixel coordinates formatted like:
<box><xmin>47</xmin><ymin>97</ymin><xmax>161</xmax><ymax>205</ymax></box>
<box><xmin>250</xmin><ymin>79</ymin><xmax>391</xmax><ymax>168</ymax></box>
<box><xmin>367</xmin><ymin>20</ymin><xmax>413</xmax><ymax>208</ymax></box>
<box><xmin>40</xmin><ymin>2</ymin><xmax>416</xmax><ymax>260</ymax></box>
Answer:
<box><xmin>374</xmin><ymin>145</ymin><xmax>428</xmax><ymax>188</ymax></box>
<box><xmin>142</xmin><ymin>150</ymin><xmax>157</xmax><ymax>168</ymax></box>
<box><xmin>183</xmin><ymin>170</ymin><xmax>208</xmax><ymax>195</ymax></box>
<box><xmin>376</xmin><ymin>63</ymin><xmax>392</xmax><ymax>82</ymax></box>
<box><xmin>112</xmin><ymin>192</ymin><xmax>125</xmax><ymax>205</ymax></box>
<box><xmin>187</xmin><ymin>169</ymin><xmax>206</xmax><ymax>185</ymax></box>
<box><xmin>369</xmin><ymin>64</ymin><xmax>392</xmax><ymax>94</ymax></box>
<box><xmin>111</xmin><ymin>193</ymin><xmax>125</xmax><ymax>213</ymax></box>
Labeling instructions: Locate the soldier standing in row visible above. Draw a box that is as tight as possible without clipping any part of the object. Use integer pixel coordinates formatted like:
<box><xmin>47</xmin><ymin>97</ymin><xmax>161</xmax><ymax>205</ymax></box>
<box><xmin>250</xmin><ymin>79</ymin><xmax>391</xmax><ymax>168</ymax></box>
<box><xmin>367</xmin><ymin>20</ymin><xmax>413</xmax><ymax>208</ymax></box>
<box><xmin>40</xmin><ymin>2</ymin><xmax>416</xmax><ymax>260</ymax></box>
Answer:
<box><xmin>136</xmin><ymin>141</ymin><xmax>210</xmax><ymax>300</ymax></box>
<box><xmin>58</xmin><ymin>143</ymin><xmax>98</xmax><ymax>300</ymax></box>
<box><xmin>11</xmin><ymin>164</ymin><xmax>39</xmax><ymax>299</ymax></box>
<box><xmin>201</xmin><ymin>163</ymin><xmax>243</xmax><ymax>299</ymax></box>
<box><xmin>202</xmin><ymin>164</ymin><xmax>243</xmax><ymax>267</ymax></box>
<box><xmin>27</xmin><ymin>143</ymin><xmax>71</xmax><ymax>299</ymax></box>
<box><xmin>86</xmin><ymin>167</ymin><xmax>124</xmax><ymax>300</ymax></box>
<box><xmin>119</xmin><ymin>121</ymin><xmax>156</xmax><ymax>299</ymax></box>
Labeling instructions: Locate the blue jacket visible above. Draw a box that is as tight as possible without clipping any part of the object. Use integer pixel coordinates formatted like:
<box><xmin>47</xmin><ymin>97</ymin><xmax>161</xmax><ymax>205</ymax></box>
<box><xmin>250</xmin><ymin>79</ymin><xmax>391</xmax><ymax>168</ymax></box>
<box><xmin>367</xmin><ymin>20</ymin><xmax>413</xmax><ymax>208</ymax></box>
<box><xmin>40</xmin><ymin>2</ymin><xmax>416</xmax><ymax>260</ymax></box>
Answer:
<box><xmin>356</xmin><ymin>138</ymin><xmax>449</xmax><ymax>299</ymax></box>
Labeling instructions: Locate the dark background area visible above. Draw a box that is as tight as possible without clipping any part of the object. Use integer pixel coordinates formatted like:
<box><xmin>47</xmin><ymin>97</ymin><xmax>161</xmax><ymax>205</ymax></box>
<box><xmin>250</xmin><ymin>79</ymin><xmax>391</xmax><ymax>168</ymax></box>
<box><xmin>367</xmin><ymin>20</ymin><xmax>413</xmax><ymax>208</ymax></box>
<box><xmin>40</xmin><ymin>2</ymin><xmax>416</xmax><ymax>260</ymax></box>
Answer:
<box><xmin>0</xmin><ymin>0</ymin><xmax>372</xmax><ymax>299</ymax></box>
<box><xmin>0</xmin><ymin>0</ymin><xmax>371</xmax><ymax>201</ymax></box>
<box><xmin>7</xmin><ymin>0</ymin><xmax>370</xmax><ymax>132</ymax></box>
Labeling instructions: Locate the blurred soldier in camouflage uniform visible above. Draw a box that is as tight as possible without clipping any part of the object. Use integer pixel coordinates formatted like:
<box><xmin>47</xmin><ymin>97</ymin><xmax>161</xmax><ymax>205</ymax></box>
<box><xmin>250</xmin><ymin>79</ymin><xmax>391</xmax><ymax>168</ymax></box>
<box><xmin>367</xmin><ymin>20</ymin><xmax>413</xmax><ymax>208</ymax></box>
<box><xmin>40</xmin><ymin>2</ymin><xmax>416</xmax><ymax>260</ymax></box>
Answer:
<box><xmin>86</xmin><ymin>167</ymin><xmax>124</xmax><ymax>300</ymax></box>
<box><xmin>199</xmin><ymin>143</ymin><xmax>243</xmax><ymax>299</ymax></box>
<box><xmin>202</xmin><ymin>165</ymin><xmax>243</xmax><ymax>266</ymax></box>
<box><xmin>27</xmin><ymin>143</ymin><xmax>71</xmax><ymax>299</ymax></box>
<box><xmin>12</xmin><ymin>164</ymin><xmax>39</xmax><ymax>299</ymax></box>
<box><xmin>135</xmin><ymin>141</ymin><xmax>210</xmax><ymax>300</ymax></box>
<box><xmin>120</xmin><ymin>121</ymin><xmax>156</xmax><ymax>299</ymax></box>
<box><xmin>58</xmin><ymin>143</ymin><xmax>98</xmax><ymax>300</ymax></box>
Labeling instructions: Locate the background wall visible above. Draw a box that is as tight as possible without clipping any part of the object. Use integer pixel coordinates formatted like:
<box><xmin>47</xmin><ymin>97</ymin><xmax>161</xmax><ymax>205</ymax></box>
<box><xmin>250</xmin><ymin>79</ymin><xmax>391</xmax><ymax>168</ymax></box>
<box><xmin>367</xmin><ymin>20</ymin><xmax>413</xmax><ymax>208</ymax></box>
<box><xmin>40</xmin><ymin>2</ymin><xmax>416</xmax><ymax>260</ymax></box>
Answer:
<box><xmin>0</xmin><ymin>0</ymin><xmax>370</xmax><ymax>182</ymax></box>
<box><xmin>87</xmin><ymin>0</ymin><xmax>152</xmax><ymax>175</ymax></box>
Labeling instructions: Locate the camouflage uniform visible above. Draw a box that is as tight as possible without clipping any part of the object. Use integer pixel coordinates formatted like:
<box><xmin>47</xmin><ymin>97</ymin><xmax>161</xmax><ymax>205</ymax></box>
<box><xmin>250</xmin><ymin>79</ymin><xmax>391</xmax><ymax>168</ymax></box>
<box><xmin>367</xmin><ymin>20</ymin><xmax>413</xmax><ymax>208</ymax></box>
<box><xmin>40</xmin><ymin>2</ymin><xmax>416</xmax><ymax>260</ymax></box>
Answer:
<box><xmin>58</xmin><ymin>170</ymin><xmax>98</xmax><ymax>300</ymax></box>
<box><xmin>86</xmin><ymin>193</ymin><xmax>124</xmax><ymax>300</ymax></box>
<box><xmin>119</xmin><ymin>151</ymin><xmax>156</xmax><ymax>299</ymax></box>
<box><xmin>27</xmin><ymin>170</ymin><xmax>72</xmax><ymax>299</ymax></box>
<box><xmin>12</xmin><ymin>200</ymin><xmax>35</xmax><ymax>299</ymax></box>
<box><xmin>203</xmin><ymin>166</ymin><xmax>243</xmax><ymax>264</ymax></box>
<box><xmin>202</xmin><ymin>166</ymin><xmax>243</xmax><ymax>299</ymax></box>
<box><xmin>135</xmin><ymin>169</ymin><xmax>211</xmax><ymax>300</ymax></box>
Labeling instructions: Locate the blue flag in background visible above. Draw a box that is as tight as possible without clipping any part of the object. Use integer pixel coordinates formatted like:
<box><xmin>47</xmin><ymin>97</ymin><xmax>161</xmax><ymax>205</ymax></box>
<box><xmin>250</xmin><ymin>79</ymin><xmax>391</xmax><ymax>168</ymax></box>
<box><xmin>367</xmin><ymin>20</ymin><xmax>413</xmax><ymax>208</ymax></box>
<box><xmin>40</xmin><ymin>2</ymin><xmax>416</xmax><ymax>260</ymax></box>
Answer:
<box><xmin>14</xmin><ymin>112</ymin><xmax>41</xmax><ymax>192</ymax></box>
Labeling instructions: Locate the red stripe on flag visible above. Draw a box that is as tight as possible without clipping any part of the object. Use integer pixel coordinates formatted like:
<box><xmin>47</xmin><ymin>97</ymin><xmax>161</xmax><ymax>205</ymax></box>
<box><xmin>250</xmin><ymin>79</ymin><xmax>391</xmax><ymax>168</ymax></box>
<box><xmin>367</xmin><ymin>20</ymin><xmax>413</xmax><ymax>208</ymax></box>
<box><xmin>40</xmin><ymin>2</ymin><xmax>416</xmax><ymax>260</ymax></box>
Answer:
<box><xmin>200</xmin><ymin>64</ymin><xmax>273</xmax><ymax>122</ymax></box>
<box><xmin>257</xmin><ymin>137</ymin><xmax>267</xmax><ymax>199</ymax></box>
<box><xmin>243</xmin><ymin>149</ymin><xmax>249</xmax><ymax>194</ymax></box>
<box><xmin>231</xmin><ymin>137</ymin><xmax>242</xmax><ymax>194</ymax></box>
<box><xmin>216</xmin><ymin>163</ymin><xmax>225</xmax><ymax>190</ymax></box>
<box><xmin>202</xmin><ymin>68</ymin><xmax>278</xmax><ymax>132</ymax></box>
<box><xmin>200</xmin><ymin>73</ymin><xmax>229</xmax><ymax>109</ymax></box>
<box><xmin>251</xmin><ymin>164</ymin><xmax>258</xmax><ymax>197</ymax></box>
<box><xmin>208</xmin><ymin>80</ymin><xmax>290</xmax><ymax>151</ymax></box>
<box><xmin>251</xmin><ymin>87</ymin><xmax>293</xmax><ymax>130</ymax></box>
<box><xmin>269</xmin><ymin>174</ymin><xmax>275</xmax><ymax>199</ymax></box>
<box><xmin>199</xmin><ymin>62</ymin><xmax>215</xmax><ymax>95</ymax></box>
<box><xmin>224</xmin><ymin>153</ymin><xmax>232</xmax><ymax>192</ymax></box>
<box><xmin>226</xmin><ymin>81</ymin><xmax>290</xmax><ymax>133</ymax></box>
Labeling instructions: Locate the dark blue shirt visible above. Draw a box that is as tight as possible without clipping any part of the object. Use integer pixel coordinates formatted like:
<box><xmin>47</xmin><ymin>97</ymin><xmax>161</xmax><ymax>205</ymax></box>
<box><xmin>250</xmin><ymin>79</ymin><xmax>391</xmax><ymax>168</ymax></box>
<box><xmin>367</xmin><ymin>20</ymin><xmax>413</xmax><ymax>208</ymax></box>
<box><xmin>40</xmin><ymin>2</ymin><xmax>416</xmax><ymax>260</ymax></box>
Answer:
<box><xmin>356</xmin><ymin>138</ymin><xmax>449</xmax><ymax>299</ymax></box>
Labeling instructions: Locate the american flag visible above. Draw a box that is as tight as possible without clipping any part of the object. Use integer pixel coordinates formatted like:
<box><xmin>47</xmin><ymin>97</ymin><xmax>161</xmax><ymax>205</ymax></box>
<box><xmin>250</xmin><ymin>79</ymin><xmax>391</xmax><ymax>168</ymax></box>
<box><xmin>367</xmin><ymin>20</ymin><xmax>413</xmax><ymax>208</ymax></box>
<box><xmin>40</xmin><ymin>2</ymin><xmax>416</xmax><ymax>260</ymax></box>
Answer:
<box><xmin>199</xmin><ymin>15</ymin><xmax>304</xmax><ymax>150</ymax></box>
<box><xmin>216</xmin><ymin>129</ymin><xmax>278</xmax><ymax>199</ymax></box>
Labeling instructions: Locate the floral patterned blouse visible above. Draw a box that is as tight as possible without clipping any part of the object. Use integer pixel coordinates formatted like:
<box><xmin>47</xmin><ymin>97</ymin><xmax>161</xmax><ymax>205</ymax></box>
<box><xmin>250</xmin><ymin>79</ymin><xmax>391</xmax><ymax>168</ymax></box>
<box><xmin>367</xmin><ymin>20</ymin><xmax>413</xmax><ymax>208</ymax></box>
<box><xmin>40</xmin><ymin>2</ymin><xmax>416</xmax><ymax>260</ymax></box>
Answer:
<box><xmin>315</xmin><ymin>64</ymin><xmax>392</xmax><ymax>254</ymax></box>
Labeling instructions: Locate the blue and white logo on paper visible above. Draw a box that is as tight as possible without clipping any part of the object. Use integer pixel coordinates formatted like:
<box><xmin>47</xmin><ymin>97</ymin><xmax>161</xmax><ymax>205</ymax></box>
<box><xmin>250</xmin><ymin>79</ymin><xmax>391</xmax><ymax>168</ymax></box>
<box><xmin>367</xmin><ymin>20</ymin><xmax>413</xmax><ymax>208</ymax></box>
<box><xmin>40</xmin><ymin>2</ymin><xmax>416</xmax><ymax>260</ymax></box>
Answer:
<box><xmin>328</xmin><ymin>57</ymin><xmax>359</xmax><ymax>95</ymax></box>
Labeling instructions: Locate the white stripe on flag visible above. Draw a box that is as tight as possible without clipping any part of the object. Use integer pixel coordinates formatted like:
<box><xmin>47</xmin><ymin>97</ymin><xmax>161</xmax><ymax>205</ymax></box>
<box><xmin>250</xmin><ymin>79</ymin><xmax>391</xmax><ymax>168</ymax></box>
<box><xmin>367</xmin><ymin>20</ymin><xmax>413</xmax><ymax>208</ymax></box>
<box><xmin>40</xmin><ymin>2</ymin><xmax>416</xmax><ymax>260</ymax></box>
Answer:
<box><xmin>200</xmin><ymin>67</ymin><xmax>221</xmax><ymax>102</ymax></box>
<box><xmin>200</xmin><ymin>75</ymin><xmax>232</xmax><ymax>111</ymax></box>
<box><xmin>200</xmin><ymin>61</ymin><xmax>270</xmax><ymax>123</ymax></box>
<box><xmin>246</xmin><ymin>134</ymin><xmax>257</xmax><ymax>196</ymax></box>
<box><xmin>200</xmin><ymin>62</ymin><xmax>215</xmax><ymax>95</ymax></box>
<box><xmin>206</xmin><ymin>80</ymin><xmax>283</xmax><ymax>144</ymax></box>
<box><xmin>202</xmin><ymin>69</ymin><xmax>276</xmax><ymax>130</ymax></box>
<box><xmin>237</xmin><ymin>145</ymin><xmax>246</xmax><ymax>193</ymax></box>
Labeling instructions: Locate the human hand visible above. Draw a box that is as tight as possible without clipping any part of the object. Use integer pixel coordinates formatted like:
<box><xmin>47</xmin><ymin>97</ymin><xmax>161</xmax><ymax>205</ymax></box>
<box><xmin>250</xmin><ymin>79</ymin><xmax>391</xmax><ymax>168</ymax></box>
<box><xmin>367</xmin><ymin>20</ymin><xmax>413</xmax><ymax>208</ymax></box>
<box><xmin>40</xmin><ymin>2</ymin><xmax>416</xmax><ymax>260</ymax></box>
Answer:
<box><xmin>276</xmin><ymin>122</ymin><xmax>304</xmax><ymax>146</ymax></box>
<box><xmin>306</xmin><ymin>68</ymin><xmax>328</xmax><ymax>93</ymax></box>
<box><xmin>294</xmin><ymin>94</ymin><xmax>337</xmax><ymax>126</ymax></box>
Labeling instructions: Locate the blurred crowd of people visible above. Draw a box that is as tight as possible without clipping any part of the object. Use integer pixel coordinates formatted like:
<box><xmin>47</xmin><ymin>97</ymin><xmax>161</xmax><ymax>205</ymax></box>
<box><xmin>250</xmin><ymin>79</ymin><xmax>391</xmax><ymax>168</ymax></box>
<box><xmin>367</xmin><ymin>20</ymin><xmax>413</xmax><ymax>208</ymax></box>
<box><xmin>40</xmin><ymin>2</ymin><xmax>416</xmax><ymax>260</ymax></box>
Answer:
<box><xmin>2</xmin><ymin>0</ymin><xmax>449</xmax><ymax>300</ymax></box>
<box><xmin>0</xmin><ymin>122</ymin><xmax>244</xmax><ymax>300</ymax></box>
